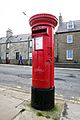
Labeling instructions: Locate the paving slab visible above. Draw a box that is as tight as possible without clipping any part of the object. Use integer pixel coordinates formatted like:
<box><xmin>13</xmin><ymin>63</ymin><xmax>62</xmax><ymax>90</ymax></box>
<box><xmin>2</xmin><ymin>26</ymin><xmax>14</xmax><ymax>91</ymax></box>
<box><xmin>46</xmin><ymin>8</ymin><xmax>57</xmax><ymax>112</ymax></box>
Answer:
<box><xmin>0</xmin><ymin>94</ymin><xmax>22</xmax><ymax>120</ymax></box>
<box><xmin>66</xmin><ymin>102</ymin><xmax>80</xmax><ymax>120</ymax></box>
<box><xmin>0</xmin><ymin>86</ymin><xmax>30</xmax><ymax>120</ymax></box>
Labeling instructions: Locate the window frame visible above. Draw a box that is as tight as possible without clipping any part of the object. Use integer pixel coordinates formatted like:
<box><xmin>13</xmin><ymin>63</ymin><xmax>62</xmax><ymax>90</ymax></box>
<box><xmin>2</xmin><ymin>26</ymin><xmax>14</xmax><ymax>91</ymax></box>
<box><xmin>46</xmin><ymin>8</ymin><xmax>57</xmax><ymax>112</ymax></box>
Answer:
<box><xmin>67</xmin><ymin>21</ymin><xmax>74</xmax><ymax>30</ymax></box>
<box><xmin>6</xmin><ymin>43</ymin><xmax>10</xmax><ymax>48</ymax></box>
<box><xmin>30</xmin><ymin>40</ymin><xmax>32</xmax><ymax>47</ymax></box>
<box><xmin>16</xmin><ymin>52</ymin><xmax>19</xmax><ymax>60</ymax></box>
<box><xmin>66</xmin><ymin>50</ymin><xmax>73</xmax><ymax>60</ymax></box>
<box><xmin>67</xmin><ymin>35</ymin><xmax>73</xmax><ymax>43</ymax></box>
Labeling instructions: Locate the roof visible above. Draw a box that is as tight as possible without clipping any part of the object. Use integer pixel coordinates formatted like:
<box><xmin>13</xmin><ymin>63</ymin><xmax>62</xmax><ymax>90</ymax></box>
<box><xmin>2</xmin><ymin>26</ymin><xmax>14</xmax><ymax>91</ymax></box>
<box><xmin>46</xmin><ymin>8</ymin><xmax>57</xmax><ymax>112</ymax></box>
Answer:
<box><xmin>56</xmin><ymin>20</ymin><xmax>80</xmax><ymax>33</ymax></box>
<box><xmin>0</xmin><ymin>33</ymin><xmax>31</xmax><ymax>44</ymax></box>
<box><xmin>0</xmin><ymin>37</ymin><xmax>7</xmax><ymax>44</ymax></box>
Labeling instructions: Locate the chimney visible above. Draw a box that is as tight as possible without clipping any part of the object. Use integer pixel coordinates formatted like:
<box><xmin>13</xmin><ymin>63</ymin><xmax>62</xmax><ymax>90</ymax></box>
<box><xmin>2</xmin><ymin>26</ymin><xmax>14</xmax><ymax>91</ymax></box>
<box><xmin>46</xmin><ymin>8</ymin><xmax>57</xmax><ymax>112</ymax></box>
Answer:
<box><xmin>59</xmin><ymin>13</ymin><xmax>63</xmax><ymax>25</ymax></box>
<box><xmin>6</xmin><ymin>28</ymin><xmax>13</xmax><ymax>38</ymax></box>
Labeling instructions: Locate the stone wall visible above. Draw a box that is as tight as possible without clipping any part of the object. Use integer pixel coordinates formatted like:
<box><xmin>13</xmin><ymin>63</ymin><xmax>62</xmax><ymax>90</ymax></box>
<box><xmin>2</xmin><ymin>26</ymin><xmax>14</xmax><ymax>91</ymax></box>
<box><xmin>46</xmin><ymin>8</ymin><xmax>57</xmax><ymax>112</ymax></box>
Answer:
<box><xmin>0</xmin><ymin>41</ymin><xmax>30</xmax><ymax>65</ymax></box>
<box><xmin>55</xmin><ymin>32</ymin><xmax>80</xmax><ymax>63</ymax></box>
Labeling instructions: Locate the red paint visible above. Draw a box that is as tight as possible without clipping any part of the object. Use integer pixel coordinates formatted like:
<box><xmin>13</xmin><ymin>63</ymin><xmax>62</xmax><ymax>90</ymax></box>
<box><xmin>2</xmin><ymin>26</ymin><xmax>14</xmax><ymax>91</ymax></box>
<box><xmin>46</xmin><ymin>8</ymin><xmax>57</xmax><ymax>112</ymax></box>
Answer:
<box><xmin>29</xmin><ymin>13</ymin><xmax>58</xmax><ymax>89</ymax></box>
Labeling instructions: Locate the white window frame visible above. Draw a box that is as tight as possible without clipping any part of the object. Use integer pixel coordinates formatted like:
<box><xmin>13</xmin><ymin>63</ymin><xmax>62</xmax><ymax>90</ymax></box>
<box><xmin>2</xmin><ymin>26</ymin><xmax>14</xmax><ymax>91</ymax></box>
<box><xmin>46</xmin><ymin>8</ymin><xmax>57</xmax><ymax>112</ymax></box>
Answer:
<box><xmin>30</xmin><ymin>40</ymin><xmax>32</xmax><ymax>47</ymax></box>
<box><xmin>29</xmin><ymin>53</ymin><xmax>32</xmax><ymax>59</ymax></box>
<box><xmin>66</xmin><ymin>50</ymin><xmax>73</xmax><ymax>60</ymax></box>
<box><xmin>7</xmin><ymin>43</ymin><xmax>10</xmax><ymax>48</ymax></box>
<box><xmin>67</xmin><ymin>35</ymin><xmax>73</xmax><ymax>43</ymax></box>
<box><xmin>6</xmin><ymin>53</ymin><xmax>9</xmax><ymax>58</ymax></box>
<box><xmin>67</xmin><ymin>21</ymin><xmax>74</xmax><ymax>29</ymax></box>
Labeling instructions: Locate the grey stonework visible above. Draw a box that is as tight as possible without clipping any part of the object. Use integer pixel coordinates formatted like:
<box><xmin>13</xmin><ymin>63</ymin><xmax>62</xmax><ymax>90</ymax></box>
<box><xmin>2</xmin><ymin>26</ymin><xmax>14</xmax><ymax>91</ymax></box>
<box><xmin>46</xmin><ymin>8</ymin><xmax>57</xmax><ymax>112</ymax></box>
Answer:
<box><xmin>0</xmin><ymin>29</ymin><xmax>32</xmax><ymax>65</ymax></box>
<box><xmin>55</xmin><ymin>32</ymin><xmax>80</xmax><ymax>63</ymax></box>
<box><xmin>9</xmin><ymin>42</ymin><xmax>28</xmax><ymax>60</ymax></box>
<box><xmin>8</xmin><ymin>42</ymin><xmax>29</xmax><ymax>64</ymax></box>
<box><xmin>1</xmin><ymin>44</ymin><xmax>6</xmax><ymax>60</ymax></box>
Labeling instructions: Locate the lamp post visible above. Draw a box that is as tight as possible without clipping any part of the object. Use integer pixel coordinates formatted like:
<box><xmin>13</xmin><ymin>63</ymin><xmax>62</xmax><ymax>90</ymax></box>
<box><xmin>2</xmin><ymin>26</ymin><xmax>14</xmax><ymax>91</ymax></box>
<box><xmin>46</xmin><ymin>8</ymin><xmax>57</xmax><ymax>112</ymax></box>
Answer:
<box><xmin>22</xmin><ymin>12</ymin><xmax>31</xmax><ymax>65</ymax></box>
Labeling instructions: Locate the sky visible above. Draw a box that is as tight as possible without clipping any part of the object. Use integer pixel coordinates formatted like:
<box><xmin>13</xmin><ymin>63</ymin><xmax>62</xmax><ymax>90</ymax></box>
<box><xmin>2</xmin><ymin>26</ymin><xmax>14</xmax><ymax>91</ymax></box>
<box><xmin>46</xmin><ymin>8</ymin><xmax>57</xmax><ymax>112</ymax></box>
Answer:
<box><xmin>0</xmin><ymin>0</ymin><xmax>80</xmax><ymax>37</ymax></box>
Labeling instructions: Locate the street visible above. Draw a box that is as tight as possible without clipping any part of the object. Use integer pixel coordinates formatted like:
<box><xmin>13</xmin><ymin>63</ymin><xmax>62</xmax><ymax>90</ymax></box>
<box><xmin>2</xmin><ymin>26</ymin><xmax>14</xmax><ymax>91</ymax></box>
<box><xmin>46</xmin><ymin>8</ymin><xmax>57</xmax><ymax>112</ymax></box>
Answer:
<box><xmin>55</xmin><ymin>68</ymin><xmax>80</xmax><ymax>99</ymax></box>
<box><xmin>0</xmin><ymin>64</ymin><xmax>80</xmax><ymax>99</ymax></box>
<box><xmin>0</xmin><ymin>64</ymin><xmax>32</xmax><ymax>91</ymax></box>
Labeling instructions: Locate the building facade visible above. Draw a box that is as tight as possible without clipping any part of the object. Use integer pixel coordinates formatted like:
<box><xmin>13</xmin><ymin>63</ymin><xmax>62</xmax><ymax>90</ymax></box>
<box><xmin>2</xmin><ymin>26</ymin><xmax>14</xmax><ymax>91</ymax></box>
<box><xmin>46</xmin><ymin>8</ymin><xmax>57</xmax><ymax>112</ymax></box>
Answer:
<box><xmin>0</xmin><ymin>29</ymin><xmax>32</xmax><ymax>65</ymax></box>
<box><xmin>55</xmin><ymin>14</ymin><xmax>80</xmax><ymax>63</ymax></box>
<box><xmin>1</xmin><ymin>16</ymin><xmax>80</xmax><ymax>65</ymax></box>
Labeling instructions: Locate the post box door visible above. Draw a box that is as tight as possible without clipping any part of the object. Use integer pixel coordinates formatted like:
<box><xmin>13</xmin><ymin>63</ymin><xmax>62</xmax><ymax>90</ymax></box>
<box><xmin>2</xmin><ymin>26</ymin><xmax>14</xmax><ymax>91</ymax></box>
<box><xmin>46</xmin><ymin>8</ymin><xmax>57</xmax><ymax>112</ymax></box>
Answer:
<box><xmin>32</xmin><ymin>36</ymin><xmax>44</xmax><ymax>88</ymax></box>
<box><xmin>32</xmin><ymin>36</ymin><xmax>52</xmax><ymax>88</ymax></box>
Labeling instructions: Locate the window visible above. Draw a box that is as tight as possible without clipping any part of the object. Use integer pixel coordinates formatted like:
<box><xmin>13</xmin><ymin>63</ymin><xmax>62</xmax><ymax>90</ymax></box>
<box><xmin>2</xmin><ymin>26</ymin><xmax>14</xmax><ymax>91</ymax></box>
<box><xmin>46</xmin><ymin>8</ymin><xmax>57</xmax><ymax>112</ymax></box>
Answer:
<box><xmin>6</xmin><ymin>53</ymin><xmax>10</xmax><ymax>59</ymax></box>
<box><xmin>29</xmin><ymin>53</ymin><xmax>32</xmax><ymax>59</ymax></box>
<box><xmin>16</xmin><ymin>52</ymin><xmax>19</xmax><ymax>60</ymax></box>
<box><xmin>67</xmin><ymin>21</ymin><xmax>74</xmax><ymax>29</ymax></box>
<box><xmin>6</xmin><ymin>43</ymin><xmax>10</xmax><ymax>48</ymax></box>
<box><xmin>67</xmin><ymin>35</ymin><xmax>73</xmax><ymax>43</ymax></box>
<box><xmin>6</xmin><ymin>53</ymin><xmax>9</xmax><ymax>58</ymax></box>
<box><xmin>66</xmin><ymin>50</ymin><xmax>73</xmax><ymax>60</ymax></box>
<box><xmin>30</xmin><ymin>41</ymin><xmax>32</xmax><ymax>47</ymax></box>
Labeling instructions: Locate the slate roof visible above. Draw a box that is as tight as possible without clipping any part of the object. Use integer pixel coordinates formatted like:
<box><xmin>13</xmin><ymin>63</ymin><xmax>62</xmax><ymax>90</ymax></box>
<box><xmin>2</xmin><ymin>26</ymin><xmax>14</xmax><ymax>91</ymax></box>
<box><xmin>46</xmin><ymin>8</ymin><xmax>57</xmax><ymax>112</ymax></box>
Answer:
<box><xmin>0</xmin><ymin>37</ymin><xmax>7</xmax><ymax>44</ymax></box>
<box><xmin>56</xmin><ymin>20</ymin><xmax>80</xmax><ymax>33</ymax></box>
<box><xmin>0</xmin><ymin>33</ymin><xmax>31</xmax><ymax>44</ymax></box>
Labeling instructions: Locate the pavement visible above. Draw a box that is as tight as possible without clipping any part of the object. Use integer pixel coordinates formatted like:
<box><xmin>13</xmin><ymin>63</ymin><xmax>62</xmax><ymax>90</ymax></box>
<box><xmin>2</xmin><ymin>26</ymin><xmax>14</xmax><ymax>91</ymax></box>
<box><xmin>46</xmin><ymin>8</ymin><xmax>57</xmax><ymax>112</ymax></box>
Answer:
<box><xmin>0</xmin><ymin>85</ymin><xmax>80</xmax><ymax>120</ymax></box>
<box><xmin>0</xmin><ymin>85</ymin><xmax>31</xmax><ymax>120</ymax></box>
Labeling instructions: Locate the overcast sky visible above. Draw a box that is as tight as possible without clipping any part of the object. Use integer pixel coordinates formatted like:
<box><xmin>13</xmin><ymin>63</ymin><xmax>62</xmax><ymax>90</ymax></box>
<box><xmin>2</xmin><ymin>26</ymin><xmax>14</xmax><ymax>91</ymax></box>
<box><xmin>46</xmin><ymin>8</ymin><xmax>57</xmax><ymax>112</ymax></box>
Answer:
<box><xmin>0</xmin><ymin>0</ymin><xmax>80</xmax><ymax>37</ymax></box>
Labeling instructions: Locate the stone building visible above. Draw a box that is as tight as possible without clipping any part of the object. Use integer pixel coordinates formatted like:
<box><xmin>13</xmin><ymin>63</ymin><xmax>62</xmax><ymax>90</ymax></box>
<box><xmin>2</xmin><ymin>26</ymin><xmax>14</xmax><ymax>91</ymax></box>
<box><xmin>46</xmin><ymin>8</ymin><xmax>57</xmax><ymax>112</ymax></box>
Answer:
<box><xmin>0</xmin><ymin>29</ymin><xmax>32</xmax><ymax>65</ymax></box>
<box><xmin>1</xmin><ymin>14</ymin><xmax>80</xmax><ymax>65</ymax></box>
<box><xmin>55</xmin><ymin>14</ymin><xmax>80</xmax><ymax>63</ymax></box>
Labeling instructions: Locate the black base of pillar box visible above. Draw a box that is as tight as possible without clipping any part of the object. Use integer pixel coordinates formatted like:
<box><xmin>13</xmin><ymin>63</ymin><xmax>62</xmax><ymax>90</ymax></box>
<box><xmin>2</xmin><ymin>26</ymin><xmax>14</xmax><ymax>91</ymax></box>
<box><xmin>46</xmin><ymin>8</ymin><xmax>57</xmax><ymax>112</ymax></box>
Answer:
<box><xmin>31</xmin><ymin>86</ymin><xmax>55</xmax><ymax>111</ymax></box>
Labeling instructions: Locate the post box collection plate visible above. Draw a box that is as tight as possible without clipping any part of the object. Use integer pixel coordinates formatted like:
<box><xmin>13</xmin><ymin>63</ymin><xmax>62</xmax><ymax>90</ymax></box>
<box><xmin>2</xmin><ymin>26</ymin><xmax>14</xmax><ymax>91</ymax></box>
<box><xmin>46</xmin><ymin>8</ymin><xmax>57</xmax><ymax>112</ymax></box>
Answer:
<box><xmin>35</xmin><ymin>37</ymin><xmax>43</xmax><ymax>50</ymax></box>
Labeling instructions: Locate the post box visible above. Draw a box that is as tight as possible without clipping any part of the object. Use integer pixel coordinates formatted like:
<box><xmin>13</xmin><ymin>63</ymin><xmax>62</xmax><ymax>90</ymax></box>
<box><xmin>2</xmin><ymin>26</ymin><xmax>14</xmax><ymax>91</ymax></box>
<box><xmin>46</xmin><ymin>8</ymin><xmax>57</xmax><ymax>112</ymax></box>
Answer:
<box><xmin>29</xmin><ymin>13</ymin><xmax>58</xmax><ymax>110</ymax></box>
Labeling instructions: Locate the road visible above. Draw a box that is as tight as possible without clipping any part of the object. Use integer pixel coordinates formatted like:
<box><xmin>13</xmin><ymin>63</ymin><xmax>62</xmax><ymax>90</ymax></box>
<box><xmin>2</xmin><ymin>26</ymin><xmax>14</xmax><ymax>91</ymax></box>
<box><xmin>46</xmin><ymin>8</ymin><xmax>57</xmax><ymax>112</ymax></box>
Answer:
<box><xmin>0</xmin><ymin>64</ymin><xmax>32</xmax><ymax>91</ymax></box>
<box><xmin>55</xmin><ymin>68</ymin><xmax>80</xmax><ymax>99</ymax></box>
<box><xmin>0</xmin><ymin>64</ymin><xmax>80</xmax><ymax>99</ymax></box>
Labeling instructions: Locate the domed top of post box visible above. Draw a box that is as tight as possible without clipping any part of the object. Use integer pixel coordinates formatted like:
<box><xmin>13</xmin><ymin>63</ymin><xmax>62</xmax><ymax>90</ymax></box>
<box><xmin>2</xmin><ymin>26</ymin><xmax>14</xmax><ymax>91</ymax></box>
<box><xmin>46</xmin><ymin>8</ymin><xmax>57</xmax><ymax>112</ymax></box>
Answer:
<box><xmin>29</xmin><ymin>13</ymin><xmax>58</xmax><ymax>28</ymax></box>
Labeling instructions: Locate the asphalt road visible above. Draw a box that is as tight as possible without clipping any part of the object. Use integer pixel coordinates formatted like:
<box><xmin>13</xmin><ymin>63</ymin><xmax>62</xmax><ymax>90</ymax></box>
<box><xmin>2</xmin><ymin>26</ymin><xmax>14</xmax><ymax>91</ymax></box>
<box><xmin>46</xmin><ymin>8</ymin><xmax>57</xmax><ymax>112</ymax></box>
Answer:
<box><xmin>0</xmin><ymin>64</ymin><xmax>80</xmax><ymax>99</ymax></box>
<box><xmin>0</xmin><ymin>64</ymin><xmax>32</xmax><ymax>91</ymax></box>
<box><xmin>55</xmin><ymin>67</ymin><xmax>80</xmax><ymax>99</ymax></box>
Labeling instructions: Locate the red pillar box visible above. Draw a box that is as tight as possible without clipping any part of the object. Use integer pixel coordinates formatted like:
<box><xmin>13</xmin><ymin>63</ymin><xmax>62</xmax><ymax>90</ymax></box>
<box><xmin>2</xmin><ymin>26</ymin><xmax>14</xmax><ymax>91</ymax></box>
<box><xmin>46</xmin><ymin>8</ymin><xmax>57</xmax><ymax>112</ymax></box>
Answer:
<box><xmin>29</xmin><ymin>13</ymin><xmax>58</xmax><ymax>110</ymax></box>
